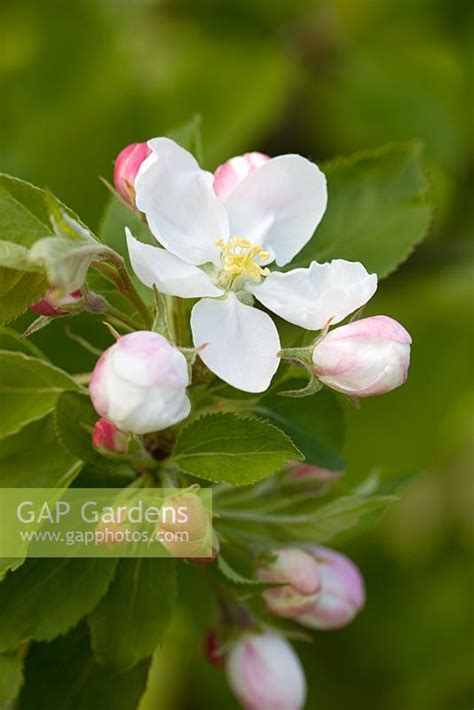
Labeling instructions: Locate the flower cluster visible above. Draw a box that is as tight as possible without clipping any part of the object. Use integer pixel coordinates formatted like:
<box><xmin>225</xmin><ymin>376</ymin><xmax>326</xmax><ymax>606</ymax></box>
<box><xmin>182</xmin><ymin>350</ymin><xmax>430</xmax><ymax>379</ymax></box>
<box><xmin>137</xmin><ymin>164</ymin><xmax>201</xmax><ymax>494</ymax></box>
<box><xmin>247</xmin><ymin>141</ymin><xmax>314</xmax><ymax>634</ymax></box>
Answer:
<box><xmin>207</xmin><ymin>543</ymin><xmax>364</xmax><ymax>709</ymax></box>
<box><xmin>89</xmin><ymin>138</ymin><xmax>411</xmax><ymax>435</ymax></box>
<box><xmin>82</xmin><ymin>138</ymin><xmax>413</xmax><ymax>708</ymax></box>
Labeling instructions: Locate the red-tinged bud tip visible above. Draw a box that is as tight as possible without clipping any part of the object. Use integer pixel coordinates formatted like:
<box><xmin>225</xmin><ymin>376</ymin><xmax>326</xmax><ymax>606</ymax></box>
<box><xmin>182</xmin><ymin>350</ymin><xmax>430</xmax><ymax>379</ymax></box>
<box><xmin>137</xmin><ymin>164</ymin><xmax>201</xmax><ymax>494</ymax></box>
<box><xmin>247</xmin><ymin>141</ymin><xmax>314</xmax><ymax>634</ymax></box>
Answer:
<box><xmin>114</xmin><ymin>142</ymin><xmax>151</xmax><ymax>207</ymax></box>
<box><xmin>92</xmin><ymin>418</ymin><xmax>129</xmax><ymax>454</ymax></box>
<box><xmin>30</xmin><ymin>288</ymin><xmax>82</xmax><ymax>317</ymax></box>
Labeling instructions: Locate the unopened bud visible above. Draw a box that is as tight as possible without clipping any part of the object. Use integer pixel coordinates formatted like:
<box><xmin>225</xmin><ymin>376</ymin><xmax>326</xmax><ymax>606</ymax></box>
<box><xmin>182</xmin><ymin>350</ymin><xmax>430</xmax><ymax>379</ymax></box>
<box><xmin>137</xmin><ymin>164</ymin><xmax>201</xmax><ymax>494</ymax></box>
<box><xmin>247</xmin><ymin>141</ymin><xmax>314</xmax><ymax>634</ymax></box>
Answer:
<box><xmin>285</xmin><ymin>462</ymin><xmax>344</xmax><ymax>483</ymax></box>
<box><xmin>213</xmin><ymin>151</ymin><xmax>270</xmax><ymax>201</ymax></box>
<box><xmin>258</xmin><ymin>548</ymin><xmax>321</xmax><ymax>618</ymax></box>
<box><xmin>31</xmin><ymin>288</ymin><xmax>82</xmax><ymax>317</ymax></box>
<box><xmin>157</xmin><ymin>493</ymin><xmax>212</xmax><ymax>558</ymax></box>
<box><xmin>114</xmin><ymin>142</ymin><xmax>151</xmax><ymax>207</ymax></box>
<box><xmin>296</xmin><ymin>547</ymin><xmax>365</xmax><ymax>630</ymax></box>
<box><xmin>259</xmin><ymin>546</ymin><xmax>365</xmax><ymax>630</ymax></box>
<box><xmin>312</xmin><ymin>316</ymin><xmax>411</xmax><ymax>397</ymax></box>
<box><xmin>89</xmin><ymin>331</ymin><xmax>190</xmax><ymax>435</ymax></box>
<box><xmin>92</xmin><ymin>418</ymin><xmax>129</xmax><ymax>454</ymax></box>
<box><xmin>226</xmin><ymin>632</ymin><xmax>306</xmax><ymax>710</ymax></box>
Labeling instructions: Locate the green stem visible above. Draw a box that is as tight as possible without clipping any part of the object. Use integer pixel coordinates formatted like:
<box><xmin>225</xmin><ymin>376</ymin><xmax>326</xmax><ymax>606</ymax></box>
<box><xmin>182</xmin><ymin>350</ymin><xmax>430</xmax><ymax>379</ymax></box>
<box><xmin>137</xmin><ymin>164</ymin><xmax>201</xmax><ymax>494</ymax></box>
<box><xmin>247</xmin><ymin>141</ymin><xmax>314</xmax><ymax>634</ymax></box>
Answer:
<box><xmin>115</xmin><ymin>259</ymin><xmax>152</xmax><ymax>328</ymax></box>
<box><xmin>173</xmin><ymin>297</ymin><xmax>188</xmax><ymax>346</ymax></box>
<box><xmin>215</xmin><ymin>509</ymin><xmax>311</xmax><ymax>525</ymax></box>
<box><xmin>72</xmin><ymin>372</ymin><xmax>91</xmax><ymax>385</ymax></box>
<box><xmin>96</xmin><ymin>259</ymin><xmax>152</xmax><ymax>329</ymax></box>
<box><xmin>106</xmin><ymin>307</ymin><xmax>142</xmax><ymax>331</ymax></box>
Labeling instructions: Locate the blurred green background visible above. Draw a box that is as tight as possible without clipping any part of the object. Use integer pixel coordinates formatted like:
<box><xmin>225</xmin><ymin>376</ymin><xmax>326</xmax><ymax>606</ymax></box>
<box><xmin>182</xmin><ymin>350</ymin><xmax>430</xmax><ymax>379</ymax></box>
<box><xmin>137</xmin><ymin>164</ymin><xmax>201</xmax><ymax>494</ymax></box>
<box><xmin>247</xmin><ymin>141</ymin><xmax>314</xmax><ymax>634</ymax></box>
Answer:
<box><xmin>1</xmin><ymin>0</ymin><xmax>473</xmax><ymax>708</ymax></box>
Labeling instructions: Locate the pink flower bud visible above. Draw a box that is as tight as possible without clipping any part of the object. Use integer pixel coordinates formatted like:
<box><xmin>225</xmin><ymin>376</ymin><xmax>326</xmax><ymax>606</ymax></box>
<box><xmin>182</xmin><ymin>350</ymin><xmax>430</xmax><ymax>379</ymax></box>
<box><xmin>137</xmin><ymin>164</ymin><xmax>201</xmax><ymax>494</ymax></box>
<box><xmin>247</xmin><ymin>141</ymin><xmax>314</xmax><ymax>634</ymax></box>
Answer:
<box><xmin>226</xmin><ymin>632</ymin><xmax>306</xmax><ymax>710</ymax></box>
<box><xmin>89</xmin><ymin>331</ymin><xmax>190</xmax><ymax>434</ymax></box>
<box><xmin>114</xmin><ymin>142</ymin><xmax>151</xmax><ymax>207</ymax></box>
<box><xmin>258</xmin><ymin>548</ymin><xmax>321</xmax><ymax>618</ymax></box>
<box><xmin>259</xmin><ymin>546</ymin><xmax>365</xmax><ymax>630</ymax></box>
<box><xmin>312</xmin><ymin>316</ymin><xmax>412</xmax><ymax>397</ymax></box>
<box><xmin>213</xmin><ymin>151</ymin><xmax>270</xmax><ymax>200</ymax></box>
<box><xmin>296</xmin><ymin>547</ymin><xmax>365</xmax><ymax>630</ymax></box>
<box><xmin>157</xmin><ymin>493</ymin><xmax>213</xmax><ymax>558</ymax></box>
<box><xmin>30</xmin><ymin>288</ymin><xmax>82</xmax><ymax>317</ymax></box>
<box><xmin>92</xmin><ymin>418</ymin><xmax>129</xmax><ymax>454</ymax></box>
<box><xmin>286</xmin><ymin>462</ymin><xmax>344</xmax><ymax>482</ymax></box>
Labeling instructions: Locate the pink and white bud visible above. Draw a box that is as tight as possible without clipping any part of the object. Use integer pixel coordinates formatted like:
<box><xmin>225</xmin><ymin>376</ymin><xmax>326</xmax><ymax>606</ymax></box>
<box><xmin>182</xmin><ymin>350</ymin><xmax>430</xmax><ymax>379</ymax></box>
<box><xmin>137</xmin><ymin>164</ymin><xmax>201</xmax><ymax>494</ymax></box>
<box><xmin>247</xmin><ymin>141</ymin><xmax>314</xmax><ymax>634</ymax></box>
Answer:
<box><xmin>92</xmin><ymin>418</ymin><xmax>129</xmax><ymax>454</ymax></box>
<box><xmin>213</xmin><ymin>151</ymin><xmax>270</xmax><ymax>201</ymax></box>
<box><xmin>226</xmin><ymin>632</ymin><xmax>306</xmax><ymax>710</ymax></box>
<box><xmin>114</xmin><ymin>142</ymin><xmax>151</xmax><ymax>207</ymax></box>
<box><xmin>259</xmin><ymin>546</ymin><xmax>365</xmax><ymax>630</ymax></box>
<box><xmin>30</xmin><ymin>288</ymin><xmax>82</xmax><ymax>317</ymax></box>
<box><xmin>312</xmin><ymin>315</ymin><xmax>412</xmax><ymax>397</ymax></box>
<box><xmin>258</xmin><ymin>548</ymin><xmax>321</xmax><ymax>618</ymax></box>
<box><xmin>296</xmin><ymin>547</ymin><xmax>365</xmax><ymax>630</ymax></box>
<box><xmin>89</xmin><ymin>331</ymin><xmax>190</xmax><ymax>434</ymax></box>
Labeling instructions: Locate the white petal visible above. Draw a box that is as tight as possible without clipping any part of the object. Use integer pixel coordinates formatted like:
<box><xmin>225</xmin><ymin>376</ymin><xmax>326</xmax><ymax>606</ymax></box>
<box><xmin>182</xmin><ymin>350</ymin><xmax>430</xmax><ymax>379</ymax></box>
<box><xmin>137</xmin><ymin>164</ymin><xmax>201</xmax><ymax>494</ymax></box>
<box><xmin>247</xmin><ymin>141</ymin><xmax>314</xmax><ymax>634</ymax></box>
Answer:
<box><xmin>190</xmin><ymin>293</ymin><xmax>280</xmax><ymax>393</ymax></box>
<box><xmin>126</xmin><ymin>229</ymin><xmax>223</xmax><ymax>298</ymax></box>
<box><xmin>225</xmin><ymin>154</ymin><xmax>327</xmax><ymax>267</ymax></box>
<box><xmin>250</xmin><ymin>260</ymin><xmax>378</xmax><ymax>330</ymax></box>
<box><xmin>135</xmin><ymin>137</ymin><xmax>229</xmax><ymax>265</ymax></box>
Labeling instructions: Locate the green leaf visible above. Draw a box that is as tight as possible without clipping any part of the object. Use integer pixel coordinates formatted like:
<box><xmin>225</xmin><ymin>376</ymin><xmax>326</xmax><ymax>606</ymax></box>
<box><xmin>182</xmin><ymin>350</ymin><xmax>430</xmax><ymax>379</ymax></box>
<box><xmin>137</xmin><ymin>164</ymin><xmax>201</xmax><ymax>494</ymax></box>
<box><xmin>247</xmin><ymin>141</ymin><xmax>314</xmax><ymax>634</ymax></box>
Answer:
<box><xmin>0</xmin><ymin>351</ymin><xmax>80</xmax><ymax>439</ymax></box>
<box><xmin>20</xmin><ymin>624</ymin><xmax>150</xmax><ymax>710</ymax></box>
<box><xmin>0</xmin><ymin>174</ymin><xmax>90</xmax><ymax>248</ymax></box>
<box><xmin>29</xmin><ymin>236</ymin><xmax>114</xmax><ymax>293</ymax></box>
<box><xmin>0</xmin><ymin>325</ymin><xmax>46</xmax><ymax>358</ymax></box>
<box><xmin>0</xmin><ymin>414</ymin><xmax>82</xmax><ymax>488</ymax></box>
<box><xmin>255</xmin><ymin>387</ymin><xmax>345</xmax><ymax>471</ymax></box>
<box><xmin>0</xmin><ymin>558</ymin><xmax>117</xmax><ymax>653</ymax></box>
<box><xmin>172</xmin><ymin>412</ymin><xmax>302</xmax><ymax>485</ymax></box>
<box><xmin>0</xmin><ymin>241</ymin><xmax>44</xmax><ymax>272</ymax></box>
<box><xmin>289</xmin><ymin>142</ymin><xmax>431</xmax><ymax>278</ymax></box>
<box><xmin>89</xmin><ymin>559</ymin><xmax>177</xmax><ymax>671</ymax></box>
<box><xmin>54</xmin><ymin>391</ymin><xmax>113</xmax><ymax>471</ymax></box>
<box><xmin>0</xmin><ymin>652</ymin><xmax>23</xmax><ymax>704</ymax></box>
<box><xmin>0</xmin><ymin>414</ymin><xmax>82</xmax><ymax>580</ymax></box>
<box><xmin>0</xmin><ymin>265</ymin><xmax>48</xmax><ymax>325</ymax></box>
<box><xmin>283</xmin><ymin>494</ymin><xmax>397</xmax><ymax>542</ymax></box>
<box><xmin>216</xmin><ymin>556</ymin><xmax>272</xmax><ymax>591</ymax></box>
<box><xmin>99</xmin><ymin>197</ymin><xmax>155</xmax><ymax>260</ymax></box>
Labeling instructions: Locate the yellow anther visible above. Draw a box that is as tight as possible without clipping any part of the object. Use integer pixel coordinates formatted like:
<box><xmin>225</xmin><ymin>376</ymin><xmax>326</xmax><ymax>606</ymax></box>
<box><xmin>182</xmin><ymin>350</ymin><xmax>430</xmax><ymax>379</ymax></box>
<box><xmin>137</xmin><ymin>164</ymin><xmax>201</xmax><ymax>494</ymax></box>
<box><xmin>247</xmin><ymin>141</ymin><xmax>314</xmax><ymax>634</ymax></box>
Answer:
<box><xmin>215</xmin><ymin>237</ymin><xmax>271</xmax><ymax>284</ymax></box>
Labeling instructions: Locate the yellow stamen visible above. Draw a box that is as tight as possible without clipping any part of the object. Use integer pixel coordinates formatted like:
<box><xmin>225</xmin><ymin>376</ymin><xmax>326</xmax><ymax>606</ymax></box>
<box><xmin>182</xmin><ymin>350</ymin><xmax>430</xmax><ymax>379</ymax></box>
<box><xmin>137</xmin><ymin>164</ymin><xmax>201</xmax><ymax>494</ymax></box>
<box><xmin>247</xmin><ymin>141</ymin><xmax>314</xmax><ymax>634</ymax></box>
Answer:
<box><xmin>215</xmin><ymin>238</ymin><xmax>270</xmax><ymax>283</ymax></box>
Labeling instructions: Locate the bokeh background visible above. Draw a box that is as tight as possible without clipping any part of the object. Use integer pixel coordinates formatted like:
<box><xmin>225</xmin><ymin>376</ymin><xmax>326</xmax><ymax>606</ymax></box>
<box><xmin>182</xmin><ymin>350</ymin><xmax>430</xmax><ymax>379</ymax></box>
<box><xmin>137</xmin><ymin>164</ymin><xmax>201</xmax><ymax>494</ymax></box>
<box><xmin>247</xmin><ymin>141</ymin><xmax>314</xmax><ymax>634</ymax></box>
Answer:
<box><xmin>1</xmin><ymin>0</ymin><xmax>473</xmax><ymax>708</ymax></box>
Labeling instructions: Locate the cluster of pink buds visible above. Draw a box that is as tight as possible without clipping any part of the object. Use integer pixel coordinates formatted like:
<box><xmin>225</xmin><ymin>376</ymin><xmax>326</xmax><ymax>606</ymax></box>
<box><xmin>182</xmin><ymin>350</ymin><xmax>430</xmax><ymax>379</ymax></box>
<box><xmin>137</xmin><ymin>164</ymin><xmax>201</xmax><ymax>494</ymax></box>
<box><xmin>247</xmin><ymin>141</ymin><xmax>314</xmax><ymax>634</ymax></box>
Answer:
<box><xmin>205</xmin><ymin>546</ymin><xmax>364</xmax><ymax>708</ymax></box>
<box><xmin>259</xmin><ymin>546</ymin><xmax>365</xmax><ymax>630</ymax></box>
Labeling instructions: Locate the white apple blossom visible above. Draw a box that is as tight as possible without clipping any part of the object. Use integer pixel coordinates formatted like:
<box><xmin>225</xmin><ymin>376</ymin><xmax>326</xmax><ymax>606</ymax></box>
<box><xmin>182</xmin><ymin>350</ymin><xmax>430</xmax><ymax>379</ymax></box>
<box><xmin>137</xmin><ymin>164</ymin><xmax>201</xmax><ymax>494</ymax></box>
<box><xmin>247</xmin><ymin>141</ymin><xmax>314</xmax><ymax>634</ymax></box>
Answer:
<box><xmin>126</xmin><ymin>138</ymin><xmax>378</xmax><ymax>392</ymax></box>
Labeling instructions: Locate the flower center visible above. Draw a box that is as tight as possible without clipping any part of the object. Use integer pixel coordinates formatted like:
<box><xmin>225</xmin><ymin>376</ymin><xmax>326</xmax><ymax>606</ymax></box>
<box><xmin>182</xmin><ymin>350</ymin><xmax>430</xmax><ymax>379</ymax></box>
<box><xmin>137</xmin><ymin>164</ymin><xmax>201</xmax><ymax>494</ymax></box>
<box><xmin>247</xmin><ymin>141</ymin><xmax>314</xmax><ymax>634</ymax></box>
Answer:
<box><xmin>215</xmin><ymin>238</ymin><xmax>270</xmax><ymax>285</ymax></box>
